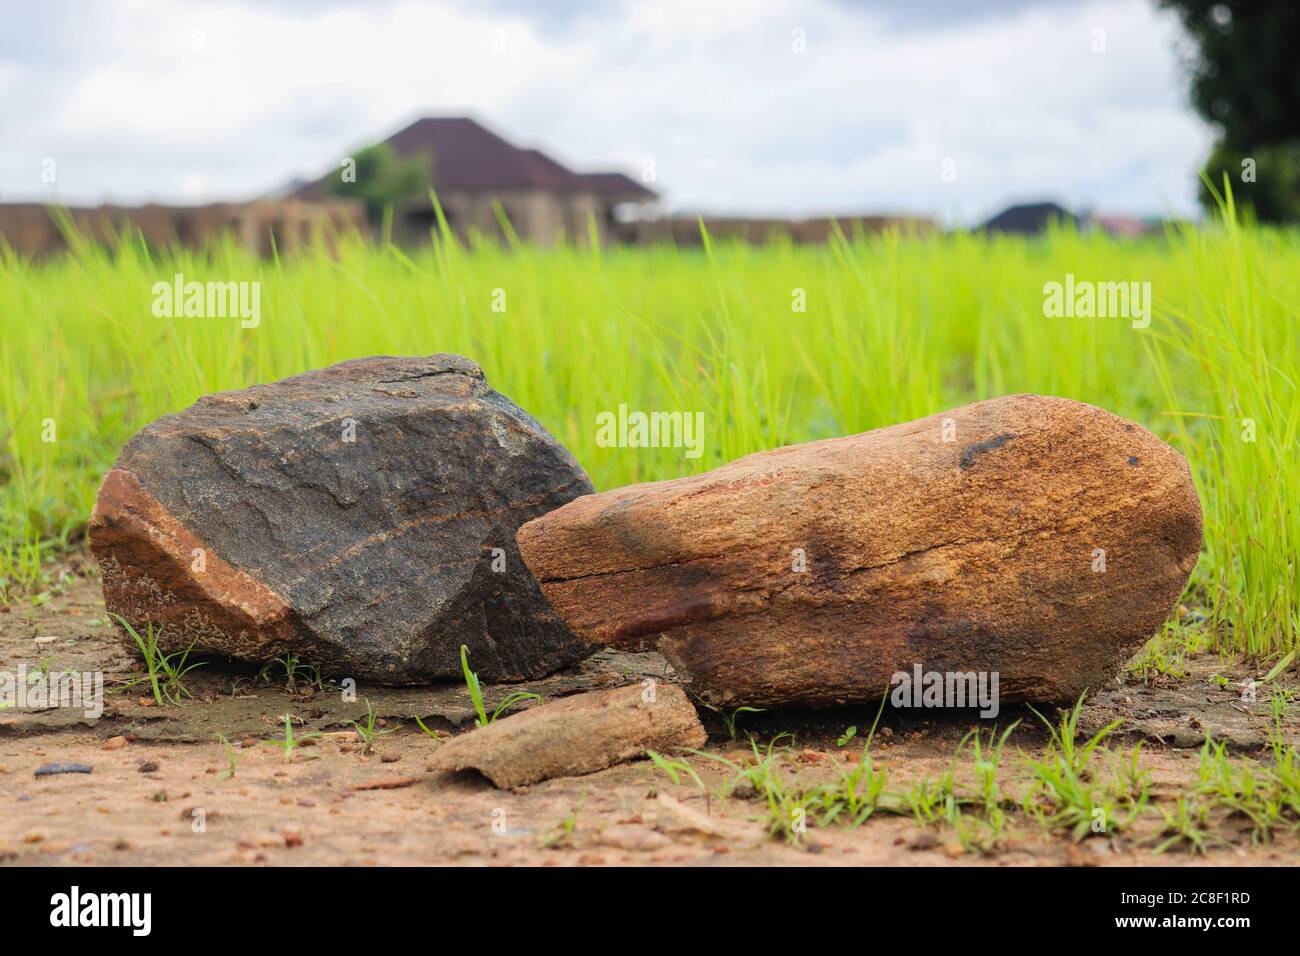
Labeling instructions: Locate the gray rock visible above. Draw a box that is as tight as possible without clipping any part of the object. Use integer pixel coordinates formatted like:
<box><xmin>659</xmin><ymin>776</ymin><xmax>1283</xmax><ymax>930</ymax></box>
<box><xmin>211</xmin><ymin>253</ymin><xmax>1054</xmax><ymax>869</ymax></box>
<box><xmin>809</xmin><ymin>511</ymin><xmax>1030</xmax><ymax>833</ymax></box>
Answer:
<box><xmin>89</xmin><ymin>355</ymin><xmax>594</xmax><ymax>684</ymax></box>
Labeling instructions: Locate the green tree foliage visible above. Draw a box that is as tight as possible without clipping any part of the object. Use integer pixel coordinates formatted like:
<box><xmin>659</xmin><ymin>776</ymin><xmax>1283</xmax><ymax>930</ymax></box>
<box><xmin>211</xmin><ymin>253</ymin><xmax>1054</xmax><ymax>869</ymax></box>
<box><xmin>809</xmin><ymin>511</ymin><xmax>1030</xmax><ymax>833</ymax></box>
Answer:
<box><xmin>1199</xmin><ymin>141</ymin><xmax>1300</xmax><ymax>224</ymax></box>
<box><xmin>327</xmin><ymin>143</ymin><xmax>429</xmax><ymax>226</ymax></box>
<box><xmin>1160</xmin><ymin>1</ymin><xmax>1300</xmax><ymax>221</ymax></box>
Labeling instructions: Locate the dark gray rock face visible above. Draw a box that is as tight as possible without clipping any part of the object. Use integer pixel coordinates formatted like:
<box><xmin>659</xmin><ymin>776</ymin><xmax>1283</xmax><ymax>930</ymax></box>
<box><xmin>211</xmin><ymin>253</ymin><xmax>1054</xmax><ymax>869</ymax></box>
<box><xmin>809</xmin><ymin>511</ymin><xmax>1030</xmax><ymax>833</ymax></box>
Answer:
<box><xmin>89</xmin><ymin>355</ymin><xmax>595</xmax><ymax>684</ymax></box>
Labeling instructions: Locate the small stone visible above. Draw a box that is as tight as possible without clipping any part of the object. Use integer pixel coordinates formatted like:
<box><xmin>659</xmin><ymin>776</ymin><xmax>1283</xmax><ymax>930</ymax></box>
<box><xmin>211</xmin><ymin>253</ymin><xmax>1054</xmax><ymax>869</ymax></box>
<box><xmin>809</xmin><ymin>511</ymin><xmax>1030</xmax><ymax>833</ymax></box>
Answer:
<box><xmin>137</xmin><ymin>696</ymin><xmax>155</xmax><ymax>708</ymax></box>
<box><xmin>34</xmin><ymin>763</ymin><xmax>93</xmax><ymax>777</ymax></box>
<box><xmin>347</xmin><ymin>776</ymin><xmax>419</xmax><ymax>793</ymax></box>
<box><xmin>101</xmin><ymin>736</ymin><xmax>129</xmax><ymax>750</ymax></box>
<box><xmin>137</xmin><ymin>761</ymin><xmax>160</xmax><ymax>773</ymax></box>
<box><xmin>909</xmin><ymin>831</ymin><xmax>939</xmax><ymax>851</ymax></box>
<box><xmin>283</xmin><ymin>830</ymin><xmax>304</xmax><ymax>848</ymax></box>
<box><xmin>597</xmin><ymin>825</ymin><xmax>672</xmax><ymax>852</ymax></box>
<box><xmin>380</xmin><ymin>753</ymin><xmax>400</xmax><ymax>763</ymax></box>
<box><xmin>239</xmin><ymin>737</ymin><xmax>257</xmax><ymax>748</ymax></box>
<box><xmin>431</xmin><ymin>684</ymin><xmax>706</xmax><ymax>789</ymax></box>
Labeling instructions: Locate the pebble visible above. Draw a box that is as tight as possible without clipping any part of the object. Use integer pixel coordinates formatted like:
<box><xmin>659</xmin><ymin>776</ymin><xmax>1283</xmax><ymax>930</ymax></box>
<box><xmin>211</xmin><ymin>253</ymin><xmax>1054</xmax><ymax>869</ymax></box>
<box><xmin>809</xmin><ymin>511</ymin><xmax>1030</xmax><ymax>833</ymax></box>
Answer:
<box><xmin>283</xmin><ymin>829</ymin><xmax>304</xmax><ymax>848</ymax></box>
<box><xmin>240</xmin><ymin>737</ymin><xmax>258</xmax><ymax>748</ymax></box>
<box><xmin>34</xmin><ymin>762</ymin><xmax>92</xmax><ymax>776</ymax></box>
<box><xmin>137</xmin><ymin>761</ymin><xmax>160</xmax><ymax>773</ymax></box>
<box><xmin>909</xmin><ymin>831</ymin><xmax>939</xmax><ymax>851</ymax></box>
<box><xmin>596</xmin><ymin>825</ymin><xmax>672</xmax><ymax>852</ymax></box>
<box><xmin>381</xmin><ymin>753</ymin><xmax>401</xmax><ymax>763</ymax></box>
<box><xmin>101</xmin><ymin>736</ymin><xmax>129</xmax><ymax>750</ymax></box>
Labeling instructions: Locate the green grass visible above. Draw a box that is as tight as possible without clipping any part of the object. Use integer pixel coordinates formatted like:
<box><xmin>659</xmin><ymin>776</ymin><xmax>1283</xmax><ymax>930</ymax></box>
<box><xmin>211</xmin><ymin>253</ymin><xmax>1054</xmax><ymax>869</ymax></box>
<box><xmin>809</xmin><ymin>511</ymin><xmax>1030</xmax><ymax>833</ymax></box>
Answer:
<box><xmin>345</xmin><ymin>698</ymin><xmax>397</xmax><ymax>755</ymax></box>
<box><xmin>110</xmin><ymin>614</ymin><xmax>204</xmax><ymax>706</ymax></box>
<box><xmin>1</xmin><ymin>207</ymin><xmax>1297</xmax><ymax>657</ymax></box>
<box><xmin>1021</xmin><ymin>696</ymin><xmax>1145</xmax><ymax>840</ymax></box>
<box><xmin>261</xmin><ymin>713</ymin><xmax>321</xmax><ymax>762</ymax></box>
<box><xmin>649</xmin><ymin>712</ymin><xmax>1298</xmax><ymax>854</ymax></box>
<box><xmin>459</xmin><ymin>643</ymin><xmax>540</xmax><ymax>727</ymax></box>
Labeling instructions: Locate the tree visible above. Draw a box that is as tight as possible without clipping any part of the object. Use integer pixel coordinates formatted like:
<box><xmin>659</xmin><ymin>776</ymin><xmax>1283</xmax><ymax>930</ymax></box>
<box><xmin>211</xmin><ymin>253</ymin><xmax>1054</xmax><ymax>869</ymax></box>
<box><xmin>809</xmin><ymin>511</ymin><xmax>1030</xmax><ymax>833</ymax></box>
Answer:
<box><xmin>1198</xmin><ymin>141</ymin><xmax>1300</xmax><ymax>224</ymax></box>
<box><xmin>1159</xmin><ymin>1</ymin><xmax>1300</xmax><ymax>221</ymax></box>
<box><xmin>327</xmin><ymin>144</ymin><xmax>429</xmax><ymax>226</ymax></box>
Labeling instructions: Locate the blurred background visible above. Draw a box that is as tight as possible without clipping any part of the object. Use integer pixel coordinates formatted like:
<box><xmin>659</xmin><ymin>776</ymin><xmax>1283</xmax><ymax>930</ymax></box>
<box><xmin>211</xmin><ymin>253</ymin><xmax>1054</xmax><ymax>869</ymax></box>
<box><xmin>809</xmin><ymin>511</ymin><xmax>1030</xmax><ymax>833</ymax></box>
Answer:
<box><xmin>0</xmin><ymin>0</ymin><xmax>1296</xmax><ymax>251</ymax></box>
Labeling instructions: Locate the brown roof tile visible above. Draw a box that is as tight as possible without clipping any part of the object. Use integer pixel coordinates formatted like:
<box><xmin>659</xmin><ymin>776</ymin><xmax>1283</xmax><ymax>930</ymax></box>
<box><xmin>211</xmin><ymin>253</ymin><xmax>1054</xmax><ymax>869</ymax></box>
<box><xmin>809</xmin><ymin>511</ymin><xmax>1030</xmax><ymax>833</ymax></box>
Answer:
<box><xmin>294</xmin><ymin>117</ymin><xmax>656</xmax><ymax>201</ymax></box>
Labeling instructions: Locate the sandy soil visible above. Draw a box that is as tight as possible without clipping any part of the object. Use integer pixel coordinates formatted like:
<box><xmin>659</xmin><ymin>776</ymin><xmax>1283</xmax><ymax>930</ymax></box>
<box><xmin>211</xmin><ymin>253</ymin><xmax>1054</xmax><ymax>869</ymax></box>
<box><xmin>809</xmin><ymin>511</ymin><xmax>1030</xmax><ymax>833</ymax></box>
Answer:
<box><xmin>2</xmin><ymin>561</ymin><xmax>1297</xmax><ymax>867</ymax></box>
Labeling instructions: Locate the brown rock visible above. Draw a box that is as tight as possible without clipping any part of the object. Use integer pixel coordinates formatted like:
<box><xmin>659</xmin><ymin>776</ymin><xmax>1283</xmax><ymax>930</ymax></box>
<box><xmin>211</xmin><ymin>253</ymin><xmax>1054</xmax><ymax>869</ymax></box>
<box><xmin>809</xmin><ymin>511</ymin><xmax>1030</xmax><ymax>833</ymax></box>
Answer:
<box><xmin>101</xmin><ymin>736</ymin><xmax>129</xmax><ymax>750</ymax></box>
<box><xmin>517</xmin><ymin>395</ymin><xmax>1202</xmax><ymax>707</ymax></box>
<box><xmin>430</xmin><ymin>683</ymin><xmax>706</xmax><ymax>788</ymax></box>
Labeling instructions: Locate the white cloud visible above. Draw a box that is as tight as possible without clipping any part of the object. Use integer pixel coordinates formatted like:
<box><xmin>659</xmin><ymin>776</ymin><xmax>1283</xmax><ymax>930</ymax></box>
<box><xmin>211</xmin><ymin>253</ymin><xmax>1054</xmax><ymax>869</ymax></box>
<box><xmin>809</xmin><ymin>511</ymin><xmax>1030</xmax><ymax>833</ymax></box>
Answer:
<box><xmin>0</xmin><ymin>0</ymin><xmax>1213</xmax><ymax>220</ymax></box>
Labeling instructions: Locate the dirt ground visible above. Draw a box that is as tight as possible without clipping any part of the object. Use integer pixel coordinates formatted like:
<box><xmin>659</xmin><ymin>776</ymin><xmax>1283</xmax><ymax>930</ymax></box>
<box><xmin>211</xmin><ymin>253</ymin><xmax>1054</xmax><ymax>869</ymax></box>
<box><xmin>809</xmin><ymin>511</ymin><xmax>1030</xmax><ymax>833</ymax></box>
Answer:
<box><xmin>2</xmin><ymin>558</ymin><xmax>1297</xmax><ymax>867</ymax></box>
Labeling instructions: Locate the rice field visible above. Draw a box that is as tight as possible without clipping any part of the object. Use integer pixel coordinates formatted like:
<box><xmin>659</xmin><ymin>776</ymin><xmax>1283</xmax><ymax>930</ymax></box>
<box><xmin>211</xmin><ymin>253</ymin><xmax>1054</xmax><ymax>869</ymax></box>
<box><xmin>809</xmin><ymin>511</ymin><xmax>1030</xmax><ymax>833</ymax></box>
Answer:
<box><xmin>1</xmin><ymin>210</ymin><xmax>1296</xmax><ymax>658</ymax></box>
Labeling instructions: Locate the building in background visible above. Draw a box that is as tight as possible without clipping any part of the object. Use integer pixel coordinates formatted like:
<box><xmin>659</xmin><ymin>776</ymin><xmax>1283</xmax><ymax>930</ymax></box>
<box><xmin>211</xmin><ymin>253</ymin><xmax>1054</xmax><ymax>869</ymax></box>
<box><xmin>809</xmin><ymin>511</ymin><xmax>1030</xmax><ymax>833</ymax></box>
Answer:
<box><xmin>981</xmin><ymin>201</ymin><xmax>1079</xmax><ymax>235</ymax></box>
<box><xmin>980</xmin><ymin>201</ymin><xmax>1168</xmax><ymax>238</ymax></box>
<box><xmin>291</xmin><ymin>116</ymin><xmax>659</xmax><ymax>246</ymax></box>
<box><xmin>0</xmin><ymin>115</ymin><xmax>943</xmax><ymax>255</ymax></box>
<box><xmin>0</xmin><ymin>200</ymin><xmax>362</xmax><ymax>258</ymax></box>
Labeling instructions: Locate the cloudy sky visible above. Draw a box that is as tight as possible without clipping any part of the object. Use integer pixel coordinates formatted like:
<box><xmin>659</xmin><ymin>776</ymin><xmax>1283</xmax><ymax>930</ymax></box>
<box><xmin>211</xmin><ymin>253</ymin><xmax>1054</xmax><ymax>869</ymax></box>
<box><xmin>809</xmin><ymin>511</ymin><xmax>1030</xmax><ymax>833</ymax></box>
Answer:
<box><xmin>0</xmin><ymin>0</ymin><xmax>1212</xmax><ymax>223</ymax></box>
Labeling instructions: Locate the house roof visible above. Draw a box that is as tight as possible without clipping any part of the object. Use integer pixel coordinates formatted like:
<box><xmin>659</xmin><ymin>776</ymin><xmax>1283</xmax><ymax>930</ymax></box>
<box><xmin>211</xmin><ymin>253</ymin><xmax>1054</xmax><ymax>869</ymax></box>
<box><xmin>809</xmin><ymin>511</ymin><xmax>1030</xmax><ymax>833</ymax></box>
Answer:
<box><xmin>576</xmin><ymin>171</ymin><xmax>656</xmax><ymax>200</ymax></box>
<box><xmin>294</xmin><ymin>117</ymin><xmax>656</xmax><ymax>201</ymax></box>
<box><xmin>981</xmin><ymin>201</ymin><xmax>1077</xmax><ymax>235</ymax></box>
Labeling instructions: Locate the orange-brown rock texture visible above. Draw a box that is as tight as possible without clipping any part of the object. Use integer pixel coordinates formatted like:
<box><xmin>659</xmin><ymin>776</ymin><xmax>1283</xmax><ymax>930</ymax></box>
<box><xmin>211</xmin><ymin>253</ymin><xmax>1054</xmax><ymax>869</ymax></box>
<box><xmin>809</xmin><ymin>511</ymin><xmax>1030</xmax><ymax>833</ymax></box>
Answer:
<box><xmin>517</xmin><ymin>395</ymin><xmax>1203</xmax><ymax>707</ymax></box>
<box><xmin>430</xmin><ymin>683</ymin><xmax>707</xmax><ymax>788</ymax></box>
<box><xmin>89</xmin><ymin>355</ymin><xmax>595</xmax><ymax>684</ymax></box>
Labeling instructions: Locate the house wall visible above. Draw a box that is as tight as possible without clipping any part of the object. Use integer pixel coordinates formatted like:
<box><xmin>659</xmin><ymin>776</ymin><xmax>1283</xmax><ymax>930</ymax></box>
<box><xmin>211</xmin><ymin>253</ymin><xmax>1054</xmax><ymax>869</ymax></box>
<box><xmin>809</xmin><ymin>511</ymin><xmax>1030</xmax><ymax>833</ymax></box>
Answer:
<box><xmin>0</xmin><ymin>201</ymin><xmax>364</xmax><ymax>258</ymax></box>
<box><xmin>401</xmin><ymin>190</ymin><xmax>609</xmax><ymax>247</ymax></box>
